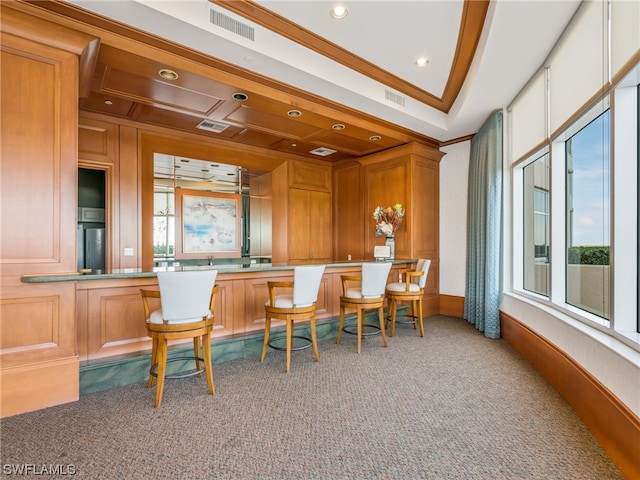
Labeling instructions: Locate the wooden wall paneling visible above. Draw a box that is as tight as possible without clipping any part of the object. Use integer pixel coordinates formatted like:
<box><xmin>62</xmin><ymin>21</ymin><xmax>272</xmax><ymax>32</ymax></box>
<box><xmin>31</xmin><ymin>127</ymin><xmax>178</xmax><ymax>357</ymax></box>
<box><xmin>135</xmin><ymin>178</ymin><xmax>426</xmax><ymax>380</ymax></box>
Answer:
<box><xmin>271</xmin><ymin>162</ymin><xmax>289</xmax><ymax>265</ymax></box>
<box><xmin>78</xmin><ymin>117</ymin><xmax>118</xmax><ymax>161</ymax></box>
<box><xmin>86</xmin><ymin>285</ymin><xmax>152</xmax><ymax>362</ymax></box>
<box><xmin>241</xmin><ymin>275</ymin><xmax>276</xmax><ymax>333</ymax></box>
<box><xmin>410</xmin><ymin>158</ymin><xmax>439</xmax><ymax>259</ymax></box>
<box><xmin>315</xmin><ymin>275</ymin><xmax>332</xmax><ymax>320</ymax></box>
<box><xmin>364</xmin><ymin>157</ymin><xmax>410</xmax><ymax>258</ymax></box>
<box><xmin>332</xmin><ymin>161</ymin><xmax>364</xmax><ymax>261</ymax></box>
<box><xmin>0</xmin><ymin>34</ymin><xmax>79</xmax><ymax>276</ymax></box>
<box><xmin>118</xmin><ymin>126</ymin><xmax>140</xmax><ymax>269</ymax></box>
<box><xmin>140</xmin><ymin>134</ymin><xmax>157</xmax><ymax>271</ymax></box>
<box><xmin>0</xmin><ymin>282</ymin><xmax>79</xmax><ymax>417</ymax></box>
<box><xmin>288</xmin><ymin>159</ymin><xmax>331</xmax><ymax>191</ymax></box>
<box><xmin>76</xmin><ymin>288</ymin><xmax>89</xmax><ymax>365</ymax></box>
<box><xmin>211</xmin><ymin>279</ymin><xmax>235</xmax><ymax>337</ymax></box>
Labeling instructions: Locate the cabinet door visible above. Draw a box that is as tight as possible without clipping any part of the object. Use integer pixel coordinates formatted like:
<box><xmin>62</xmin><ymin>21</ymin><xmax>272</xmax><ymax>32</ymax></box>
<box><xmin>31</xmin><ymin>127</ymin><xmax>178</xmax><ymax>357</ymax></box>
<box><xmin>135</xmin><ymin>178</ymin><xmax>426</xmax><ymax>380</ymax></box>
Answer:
<box><xmin>288</xmin><ymin>189</ymin><xmax>332</xmax><ymax>262</ymax></box>
<box><xmin>309</xmin><ymin>190</ymin><xmax>331</xmax><ymax>261</ymax></box>
<box><xmin>288</xmin><ymin>188</ymin><xmax>312</xmax><ymax>261</ymax></box>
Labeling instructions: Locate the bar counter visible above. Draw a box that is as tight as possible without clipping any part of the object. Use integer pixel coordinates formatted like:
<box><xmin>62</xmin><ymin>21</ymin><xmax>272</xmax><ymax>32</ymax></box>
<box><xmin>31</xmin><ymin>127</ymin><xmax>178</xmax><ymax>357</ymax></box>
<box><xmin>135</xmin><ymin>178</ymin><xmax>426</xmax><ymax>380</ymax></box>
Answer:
<box><xmin>19</xmin><ymin>260</ymin><xmax>418</xmax><ymax>392</ymax></box>
<box><xmin>21</xmin><ymin>259</ymin><xmax>414</xmax><ymax>283</ymax></box>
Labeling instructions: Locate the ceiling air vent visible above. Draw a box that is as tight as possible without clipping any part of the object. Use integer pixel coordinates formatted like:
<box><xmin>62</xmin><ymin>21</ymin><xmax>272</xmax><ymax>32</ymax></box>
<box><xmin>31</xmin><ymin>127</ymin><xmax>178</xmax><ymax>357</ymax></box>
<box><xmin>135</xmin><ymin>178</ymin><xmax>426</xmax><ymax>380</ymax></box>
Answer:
<box><xmin>197</xmin><ymin>119</ymin><xmax>230</xmax><ymax>133</ymax></box>
<box><xmin>209</xmin><ymin>8</ymin><xmax>255</xmax><ymax>41</ymax></box>
<box><xmin>309</xmin><ymin>147</ymin><xmax>337</xmax><ymax>157</ymax></box>
<box><xmin>385</xmin><ymin>89</ymin><xmax>406</xmax><ymax>107</ymax></box>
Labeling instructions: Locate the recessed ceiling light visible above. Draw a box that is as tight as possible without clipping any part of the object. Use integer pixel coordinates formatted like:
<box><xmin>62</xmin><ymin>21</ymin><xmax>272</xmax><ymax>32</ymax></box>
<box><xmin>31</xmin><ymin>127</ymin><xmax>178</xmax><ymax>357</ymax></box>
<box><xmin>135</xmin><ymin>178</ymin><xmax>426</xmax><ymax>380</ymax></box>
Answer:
<box><xmin>331</xmin><ymin>6</ymin><xmax>348</xmax><ymax>19</ymax></box>
<box><xmin>287</xmin><ymin>110</ymin><xmax>302</xmax><ymax>117</ymax></box>
<box><xmin>332</xmin><ymin>124</ymin><xmax>346</xmax><ymax>130</ymax></box>
<box><xmin>233</xmin><ymin>92</ymin><xmax>248</xmax><ymax>101</ymax></box>
<box><xmin>369</xmin><ymin>135</ymin><xmax>382</xmax><ymax>141</ymax></box>
<box><xmin>158</xmin><ymin>68</ymin><xmax>179</xmax><ymax>80</ymax></box>
<box><xmin>415</xmin><ymin>57</ymin><xmax>429</xmax><ymax>67</ymax></box>
<box><xmin>104</xmin><ymin>100</ymin><xmax>113</xmax><ymax>105</ymax></box>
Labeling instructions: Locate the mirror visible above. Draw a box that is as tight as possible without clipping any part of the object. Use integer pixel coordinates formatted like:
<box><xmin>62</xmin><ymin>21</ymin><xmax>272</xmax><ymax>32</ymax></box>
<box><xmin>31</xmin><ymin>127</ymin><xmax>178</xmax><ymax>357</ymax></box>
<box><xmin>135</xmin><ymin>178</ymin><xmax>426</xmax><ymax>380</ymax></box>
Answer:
<box><xmin>153</xmin><ymin>153</ymin><xmax>272</xmax><ymax>264</ymax></box>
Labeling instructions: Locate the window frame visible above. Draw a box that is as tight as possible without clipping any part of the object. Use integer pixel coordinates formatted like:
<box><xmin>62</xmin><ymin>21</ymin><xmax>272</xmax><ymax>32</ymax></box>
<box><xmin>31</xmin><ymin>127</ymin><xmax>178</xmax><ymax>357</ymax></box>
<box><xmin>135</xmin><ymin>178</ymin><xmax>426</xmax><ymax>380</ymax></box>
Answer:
<box><xmin>512</xmin><ymin>67</ymin><xmax>640</xmax><ymax>350</ymax></box>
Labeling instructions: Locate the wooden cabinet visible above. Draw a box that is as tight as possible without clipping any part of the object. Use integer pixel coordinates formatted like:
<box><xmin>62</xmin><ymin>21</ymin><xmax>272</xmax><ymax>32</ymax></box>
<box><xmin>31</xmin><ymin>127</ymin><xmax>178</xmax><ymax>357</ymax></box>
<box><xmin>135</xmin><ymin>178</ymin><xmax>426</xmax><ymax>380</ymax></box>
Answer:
<box><xmin>288</xmin><ymin>188</ymin><xmax>332</xmax><ymax>262</ymax></box>
<box><xmin>273</xmin><ymin>159</ymin><xmax>332</xmax><ymax>264</ymax></box>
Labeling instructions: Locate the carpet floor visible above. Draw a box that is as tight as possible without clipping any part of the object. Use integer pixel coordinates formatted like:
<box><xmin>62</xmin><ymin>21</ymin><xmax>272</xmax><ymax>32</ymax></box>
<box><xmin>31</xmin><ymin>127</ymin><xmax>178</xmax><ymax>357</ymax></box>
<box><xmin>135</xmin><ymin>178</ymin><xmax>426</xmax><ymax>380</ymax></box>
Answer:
<box><xmin>0</xmin><ymin>315</ymin><xmax>624</xmax><ymax>479</ymax></box>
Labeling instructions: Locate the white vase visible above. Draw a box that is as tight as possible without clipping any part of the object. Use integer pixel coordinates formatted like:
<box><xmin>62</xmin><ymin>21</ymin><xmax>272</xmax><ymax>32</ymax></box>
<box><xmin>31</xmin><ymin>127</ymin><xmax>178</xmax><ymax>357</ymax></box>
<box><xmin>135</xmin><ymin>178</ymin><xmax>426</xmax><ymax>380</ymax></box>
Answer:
<box><xmin>385</xmin><ymin>236</ymin><xmax>395</xmax><ymax>260</ymax></box>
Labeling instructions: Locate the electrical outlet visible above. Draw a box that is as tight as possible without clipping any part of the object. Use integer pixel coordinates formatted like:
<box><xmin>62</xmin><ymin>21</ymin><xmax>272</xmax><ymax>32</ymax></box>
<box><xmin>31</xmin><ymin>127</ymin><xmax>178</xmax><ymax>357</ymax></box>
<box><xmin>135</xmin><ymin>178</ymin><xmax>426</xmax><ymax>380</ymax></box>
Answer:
<box><xmin>124</xmin><ymin>247</ymin><xmax>134</xmax><ymax>257</ymax></box>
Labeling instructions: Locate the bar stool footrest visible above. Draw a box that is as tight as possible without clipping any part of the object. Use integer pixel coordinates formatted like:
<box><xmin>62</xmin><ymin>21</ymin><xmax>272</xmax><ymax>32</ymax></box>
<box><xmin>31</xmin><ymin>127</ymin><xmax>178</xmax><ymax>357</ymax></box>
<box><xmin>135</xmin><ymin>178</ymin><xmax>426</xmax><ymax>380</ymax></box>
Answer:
<box><xmin>342</xmin><ymin>323</ymin><xmax>381</xmax><ymax>337</ymax></box>
<box><xmin>150</xmin><ymin>356</ymin><xmax>206</xmax><ymax>379</ymax></box>
<box><xmin>268</xmin><ymin>335</ymin><xmax>312</xmax><ymax>352</ymax></box>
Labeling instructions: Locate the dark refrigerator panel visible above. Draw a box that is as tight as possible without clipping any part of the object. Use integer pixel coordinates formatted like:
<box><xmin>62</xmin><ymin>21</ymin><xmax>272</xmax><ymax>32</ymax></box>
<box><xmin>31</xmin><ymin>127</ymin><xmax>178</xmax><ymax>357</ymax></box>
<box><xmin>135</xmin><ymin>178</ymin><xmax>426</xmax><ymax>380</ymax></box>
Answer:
<box><xmin>77</xmin><ymin>224</ymin><xmax>105</xmax><ymax>272</ymax></box>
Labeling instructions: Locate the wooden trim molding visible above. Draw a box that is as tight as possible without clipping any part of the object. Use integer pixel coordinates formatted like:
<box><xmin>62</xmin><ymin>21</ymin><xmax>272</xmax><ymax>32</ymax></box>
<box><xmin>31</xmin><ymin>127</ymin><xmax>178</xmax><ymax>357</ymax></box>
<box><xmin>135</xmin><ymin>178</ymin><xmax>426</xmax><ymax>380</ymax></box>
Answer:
<box><xmin>214</xmin><ymin>0</ymin><xmax>489</xmax><ymax>114</ymax></box>
<box><xmin>500</xmin><ymin>311</ymin><xmax>640</xmax><ymax>480</ymax></box>
<box><xmin>439</xmin><ymin>294</ymin><xmax>464</xmax><ymax>318</ymax></box>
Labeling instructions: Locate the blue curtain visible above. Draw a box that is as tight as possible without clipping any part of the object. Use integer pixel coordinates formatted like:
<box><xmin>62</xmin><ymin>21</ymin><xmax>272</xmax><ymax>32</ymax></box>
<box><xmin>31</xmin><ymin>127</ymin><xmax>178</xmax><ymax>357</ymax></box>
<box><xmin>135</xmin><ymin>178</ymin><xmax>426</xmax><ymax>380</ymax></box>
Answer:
<box><xmin>464</xmin><ymin>110</ymin><xmax>503</xmax><ymax>339</ymax></box>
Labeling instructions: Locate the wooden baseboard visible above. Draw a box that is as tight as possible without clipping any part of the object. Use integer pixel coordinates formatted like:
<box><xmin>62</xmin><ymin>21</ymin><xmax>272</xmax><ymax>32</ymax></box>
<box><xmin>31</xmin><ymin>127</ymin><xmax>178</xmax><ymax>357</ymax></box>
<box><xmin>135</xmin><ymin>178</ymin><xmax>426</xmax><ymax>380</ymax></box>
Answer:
<box><xmin>500</xmin><ymin>311</ymin><xmax>640</xmax><ymax>480</ymax></box>
<box><xmin>1</xmin><ymin>357</ymin><xmax>79</xmax><ymax>418</ymax></box>
<box><xmin>439</xmin><ymin>294</ymin><xmax>464</xmax><ymax>317</ymax></box>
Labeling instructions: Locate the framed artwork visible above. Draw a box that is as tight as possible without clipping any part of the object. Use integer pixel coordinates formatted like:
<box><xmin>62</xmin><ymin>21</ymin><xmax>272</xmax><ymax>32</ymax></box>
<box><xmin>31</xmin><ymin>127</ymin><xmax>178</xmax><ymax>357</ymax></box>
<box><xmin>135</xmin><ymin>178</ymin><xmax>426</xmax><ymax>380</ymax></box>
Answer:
<box><xmin>175</xmin><ymin>188</ymin><xmax>241</xmax><ymax>259</ymax></box>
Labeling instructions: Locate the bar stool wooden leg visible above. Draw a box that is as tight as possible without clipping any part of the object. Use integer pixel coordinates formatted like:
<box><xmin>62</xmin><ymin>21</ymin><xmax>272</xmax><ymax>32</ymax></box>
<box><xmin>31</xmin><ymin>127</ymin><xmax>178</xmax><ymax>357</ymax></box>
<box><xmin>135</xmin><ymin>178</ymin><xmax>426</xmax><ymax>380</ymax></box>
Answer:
<box><xmin>285</xmin><ymin>318</ymin><xmax>293</xmax><ymax>373</ymax></box>
<box><xmin>202</xmin><ymin>333</ymin><xmax>215</xmax><ymax>394</ymax></box>
<box><xmin>148</xmin><ymin>338</ymin><xmax>158</xmax><ymax>387</ymax></box>
<box><xmin>378</xmin><ymin>305</ymin><xmax>388</xmax><ymax>347</ymax></box>
<box><xmin>193</xmin><ymin>337</ymin><xmax>202</xmax><ymax>377</ymax></box>
<box><xmin>155</xmin><ymin>339</ymin><xmax>168</xmax><ymax>408</ymax></box>
<box><xmin>261</xmin><ymin>316</ymin><xmax>271</xmax><ymax>362</ymax></box>
<box><xmin>336</xmin><ymin>305</ymin><xmax>345</xmax><ymax>344</ymax></box>
<box><xmin>310</xmin><ymin>314</ymin><xmax>320</xmax><ymax>362</ymax></box>
<box><xmin>416</xmin><ymin>298</ymin><xmax>425</xmax><ymax>337</ymax></box>
<box><xmin>357</xmin><ymin>307</ymin><xmax>363</xmax><ymax>354</ymax></box>
<box><xmin>390</xmin><ymin>297</ymin><xmax>398</xmax><ymax>337</ymax></box>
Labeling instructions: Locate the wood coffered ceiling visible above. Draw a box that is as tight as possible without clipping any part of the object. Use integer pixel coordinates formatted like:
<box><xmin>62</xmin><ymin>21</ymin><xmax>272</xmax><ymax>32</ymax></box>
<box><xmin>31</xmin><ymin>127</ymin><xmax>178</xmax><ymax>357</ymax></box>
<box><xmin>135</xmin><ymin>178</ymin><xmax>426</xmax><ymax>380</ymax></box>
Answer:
<box><xmin>16</xmin><ymin>0</ymin><xmax>487</xmax><ymax>162</ymax></box>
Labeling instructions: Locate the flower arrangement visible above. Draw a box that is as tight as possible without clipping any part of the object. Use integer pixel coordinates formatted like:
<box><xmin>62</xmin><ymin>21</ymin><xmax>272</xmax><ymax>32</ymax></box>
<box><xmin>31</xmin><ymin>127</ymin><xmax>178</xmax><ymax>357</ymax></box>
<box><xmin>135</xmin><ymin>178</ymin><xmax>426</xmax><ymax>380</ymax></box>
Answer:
<box><xmin>373</xmin><ymin>203</ymin><xmax>405</xmax><ymax>237</ymax></box>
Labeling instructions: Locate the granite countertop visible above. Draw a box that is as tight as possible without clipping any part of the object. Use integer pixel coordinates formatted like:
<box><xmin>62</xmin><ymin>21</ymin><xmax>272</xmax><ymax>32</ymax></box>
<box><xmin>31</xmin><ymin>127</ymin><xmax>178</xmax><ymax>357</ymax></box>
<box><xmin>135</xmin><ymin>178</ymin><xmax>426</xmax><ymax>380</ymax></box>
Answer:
<box><xmin>21</xmin><ymin>259</ymin><xmax>416</xmax><ymax>283</ymax></box>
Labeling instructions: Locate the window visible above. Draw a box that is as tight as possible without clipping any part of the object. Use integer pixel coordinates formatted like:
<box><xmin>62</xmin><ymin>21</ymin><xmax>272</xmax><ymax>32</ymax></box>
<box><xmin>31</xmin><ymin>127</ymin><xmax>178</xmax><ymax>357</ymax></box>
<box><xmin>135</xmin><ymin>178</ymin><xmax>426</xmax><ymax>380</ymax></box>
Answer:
<box><xmin>512</xmin><ymin>65</ymin><xmax>640</xmax><ymax>349</ymax></box>
<box><xmin>153</xmin><ymin>190</ymin><xmax>174</xmax><ymax>258</ymax></box>
<box><xmin>523</xmin><ymin>153</ymin><xmax>549</xmax><ymax>296</ymax></box>
<box><xmin>565</xmin><ymin>110</ymin><xmax>610</xmax><ymax>320</ymax></box>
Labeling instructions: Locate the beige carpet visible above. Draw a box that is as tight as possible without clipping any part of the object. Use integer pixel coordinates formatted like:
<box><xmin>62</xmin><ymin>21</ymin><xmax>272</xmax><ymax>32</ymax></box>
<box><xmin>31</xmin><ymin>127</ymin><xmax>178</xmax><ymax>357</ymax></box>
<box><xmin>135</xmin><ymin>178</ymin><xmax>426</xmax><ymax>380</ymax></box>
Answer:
<box><xmin>0</xmin><ymin>316</ymin><xmax>624</xmax><ymax>479</ymax></box>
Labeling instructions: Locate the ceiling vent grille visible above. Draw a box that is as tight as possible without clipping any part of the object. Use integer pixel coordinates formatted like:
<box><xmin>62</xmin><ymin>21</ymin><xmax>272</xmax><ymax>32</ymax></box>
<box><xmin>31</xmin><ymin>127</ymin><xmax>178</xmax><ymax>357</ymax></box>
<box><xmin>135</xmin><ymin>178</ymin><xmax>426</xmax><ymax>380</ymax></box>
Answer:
<box><xmin>309</xmin><ymin>147</ymin><xmax>337</xmax><ymax>157</ymax></box>
<box><xmin>209</xmin><ymin>8</ymin><xmax>255</xmax><ymax>41</ymax></box>
<box><xmin>197</xmin><ymin>119</ymin><xmax>230</xmax><ymax>133</ymax></box>
<box><xmin>385</xmin><ymin>89</ymin><xmax>406</xmax><ymax>107</ymax></box>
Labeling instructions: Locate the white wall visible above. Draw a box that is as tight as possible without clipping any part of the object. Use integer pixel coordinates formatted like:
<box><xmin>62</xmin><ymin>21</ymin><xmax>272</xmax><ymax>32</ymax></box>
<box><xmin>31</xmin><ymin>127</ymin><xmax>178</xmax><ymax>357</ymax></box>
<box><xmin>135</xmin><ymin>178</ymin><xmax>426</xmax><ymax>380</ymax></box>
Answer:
<box><xmin>439</xmin><ymin>141</ymin><xmax>469</xmax><ymax>297</ymax></box>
